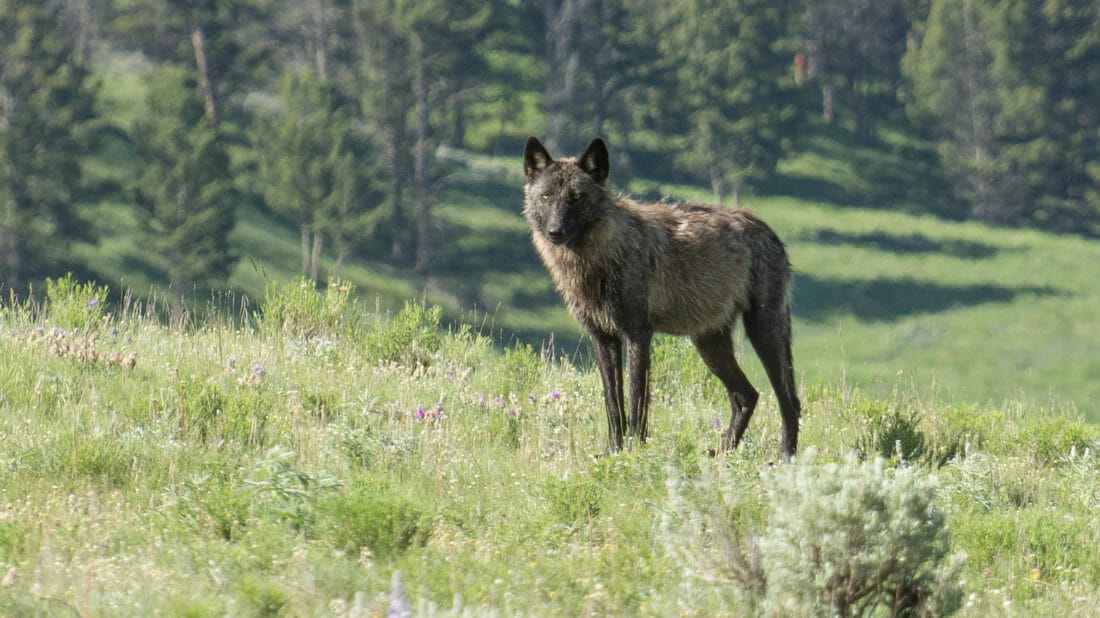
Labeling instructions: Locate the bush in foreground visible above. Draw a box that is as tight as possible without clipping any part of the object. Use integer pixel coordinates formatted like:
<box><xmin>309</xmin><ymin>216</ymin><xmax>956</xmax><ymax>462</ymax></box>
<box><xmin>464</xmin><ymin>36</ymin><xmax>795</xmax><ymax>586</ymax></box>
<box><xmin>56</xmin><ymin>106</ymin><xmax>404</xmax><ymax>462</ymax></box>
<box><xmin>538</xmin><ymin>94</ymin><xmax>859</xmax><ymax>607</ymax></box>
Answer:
<box><xmin>663</xmin><ymin>453</ymin><xmax>964</xmax><ymax>616</ymax></box>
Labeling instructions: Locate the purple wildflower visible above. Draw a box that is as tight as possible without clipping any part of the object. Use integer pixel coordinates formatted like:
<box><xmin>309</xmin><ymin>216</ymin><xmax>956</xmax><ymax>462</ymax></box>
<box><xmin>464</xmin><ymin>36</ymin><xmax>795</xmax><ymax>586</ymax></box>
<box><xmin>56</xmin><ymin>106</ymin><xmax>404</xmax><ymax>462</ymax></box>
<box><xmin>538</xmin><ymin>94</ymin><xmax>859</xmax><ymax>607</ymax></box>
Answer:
<box><xmin>88</xmin><ymin>299</ymin><xmax>98</xmax><ymax>308</ymax></box>
<box><xmin>549</xmin><ymin>389</ymin><xmax>561</xmax><ymax>401</ymax></box>
<box><xmin>712</xmin><ymin>417</ymin><xmax>722</xmax><ymax>430</ymax></box>
<box><xmin>387</xmin><ymin>570</ymin><xmax>412</xmax><ymax>618</ymax></box>
<box><xmin>252</xmin><ymin>363</ymin><xmax>265</xmax><ymax>378</ymax></box>
<box><xmin>435</xmin><ymin>402</ymin><xmax>445</xmax><ymax>418</ymax></box>
<box><xmin>415</xmin><ymin>406</ymin><xmax>426</xmax><ymax>420</ymax></box>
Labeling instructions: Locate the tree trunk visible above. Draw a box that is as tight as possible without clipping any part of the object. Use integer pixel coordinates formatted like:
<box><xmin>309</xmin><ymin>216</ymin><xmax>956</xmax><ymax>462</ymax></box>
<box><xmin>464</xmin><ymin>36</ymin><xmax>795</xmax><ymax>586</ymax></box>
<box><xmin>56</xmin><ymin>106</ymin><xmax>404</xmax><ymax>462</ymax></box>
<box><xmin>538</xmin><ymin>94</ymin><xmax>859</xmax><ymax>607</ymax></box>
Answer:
<box><xmin>709</xmin><ymin>166</ymin><xmax>725</xmax><ymax>206</ymax></box>
<box><xmin>390</xmin><ymin>157</ymin><xmax>406</xmax><ymax>262</ymax></box>
<box><xmin>412</xmin><ymin>37</ymin><xmax>432</xmax><ymax>274</ymax></box>
<box><xmin>189</xmin><ymin>22</ymin><xmax>218</xmax><ymax>126</ymax></box>
<box><xmin>310</xmin><ymin>230</ymin><xmax>324</xmax><ymax>285</ymax></box>
<box><xmin>544</xmin><ymin>0</ymin><xmax>579</xmax><ymax>153</ymax></box>
<box><xmin>1</xmin><ymin>198</ymin><xmax>25</xmax><ymax>298</ymax></box>
<box><xmin>311</xmin><ymin>0</ymin><xmax>328</xmax><ymax>78</ymax></box>
<box><xmin>300</xmin><ymin>226</ymin><xmax>311</xmax><ymax>277</ymax></box>
<box><xmin>333</xmin><ymin>246</ymin><xmax>347</xmax><ymax>280</ymax></box>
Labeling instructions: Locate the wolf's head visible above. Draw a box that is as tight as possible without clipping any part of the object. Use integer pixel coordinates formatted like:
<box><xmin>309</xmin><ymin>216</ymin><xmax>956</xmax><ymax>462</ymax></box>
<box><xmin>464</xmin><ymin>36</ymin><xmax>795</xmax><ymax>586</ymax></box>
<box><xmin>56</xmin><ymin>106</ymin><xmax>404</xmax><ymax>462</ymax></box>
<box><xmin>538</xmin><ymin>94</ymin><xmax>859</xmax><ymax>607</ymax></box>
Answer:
<box><xmin>523</xmin><ymin>137</ymin><xmax>610</xmax><ymax>248</ymax></box>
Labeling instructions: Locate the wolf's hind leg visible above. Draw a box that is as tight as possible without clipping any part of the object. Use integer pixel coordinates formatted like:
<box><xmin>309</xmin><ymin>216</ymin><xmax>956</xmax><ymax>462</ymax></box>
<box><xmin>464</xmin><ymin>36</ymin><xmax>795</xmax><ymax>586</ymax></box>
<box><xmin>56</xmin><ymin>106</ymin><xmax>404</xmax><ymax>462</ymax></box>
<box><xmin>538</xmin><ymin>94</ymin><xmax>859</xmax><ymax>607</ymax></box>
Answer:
<box><xmin>743</xmin><ymin>307</ymin><xmax>801</xmax><ymax>457</ymax></box>
<box><xmin>691</xmin><ymin>330</ymin><xmax>759</xmax><ymax>451</ymax></box>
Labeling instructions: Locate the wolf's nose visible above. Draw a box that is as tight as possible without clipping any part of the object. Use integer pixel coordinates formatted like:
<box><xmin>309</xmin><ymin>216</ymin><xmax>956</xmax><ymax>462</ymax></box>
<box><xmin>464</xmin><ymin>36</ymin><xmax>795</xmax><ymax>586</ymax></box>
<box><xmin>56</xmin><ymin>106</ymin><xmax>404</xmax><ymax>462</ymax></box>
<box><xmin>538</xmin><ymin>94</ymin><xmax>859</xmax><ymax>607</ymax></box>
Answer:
<box><xmin>546</xmin><ymin>225</ymin><xmax>567</xmax><ymax>244</ymax></box>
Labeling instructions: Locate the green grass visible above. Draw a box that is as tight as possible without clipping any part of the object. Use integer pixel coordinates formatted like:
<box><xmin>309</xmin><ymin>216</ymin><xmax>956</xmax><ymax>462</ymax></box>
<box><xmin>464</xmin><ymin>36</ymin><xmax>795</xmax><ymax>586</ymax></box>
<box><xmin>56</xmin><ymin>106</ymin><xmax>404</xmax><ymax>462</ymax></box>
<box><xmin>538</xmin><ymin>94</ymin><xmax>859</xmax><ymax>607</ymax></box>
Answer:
<box><xmin>0</xmin><ymin>286</ymin><xmax>1097</xmax><ymax>615</ymax></box>
<box><xmin>70</xmin><ymin>50</ymin><xmax>1100</xmax><ymax>418</ymax></box>
<box><xmin>73</xmin><ymin>139</ymin><xmax>1100</xmax><ymax>421</ymax></box>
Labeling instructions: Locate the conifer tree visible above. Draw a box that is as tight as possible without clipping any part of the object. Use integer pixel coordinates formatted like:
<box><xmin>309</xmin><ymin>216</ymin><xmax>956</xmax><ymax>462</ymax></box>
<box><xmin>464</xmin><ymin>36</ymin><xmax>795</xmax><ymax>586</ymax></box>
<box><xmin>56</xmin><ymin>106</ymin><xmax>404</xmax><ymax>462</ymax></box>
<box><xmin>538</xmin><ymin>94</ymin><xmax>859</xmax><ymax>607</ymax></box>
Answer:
<box><xmin>253</xmin><ymin>71</ymin><xmax>384</xmax><ymax>284</ymax></box>
<box><xmin>132</xmin><ymin>65</ymin><xmax>236</xmax><ymax>311</ymax></box>
<box><xmin>663</xmin><ymin>0</ymin><xmax>801</xmax><ymax>206</ymax></box>
<box><xmin>0</xmin><ymin>1</ymin><xmax>99</xmax><ymax>296</ymax></box>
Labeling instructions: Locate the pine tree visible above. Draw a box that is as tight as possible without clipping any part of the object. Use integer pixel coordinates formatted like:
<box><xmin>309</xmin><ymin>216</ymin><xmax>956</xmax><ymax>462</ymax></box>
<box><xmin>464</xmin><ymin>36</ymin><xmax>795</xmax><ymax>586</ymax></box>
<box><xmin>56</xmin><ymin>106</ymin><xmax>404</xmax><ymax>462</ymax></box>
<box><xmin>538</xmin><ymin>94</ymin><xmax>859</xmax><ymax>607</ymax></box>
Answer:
<box><xmin>663</xmin><ymin>0</ymin><xmax>801</xmax><ymax>206</ymax></box>
<box><xmin>132</xmin><ymin>65</ymin><xmax>236</xmax><ymax>311</ymax></box>
<box><xmin>0</xmin><ymin>1</ymin><xmax>99</xmax><ymax>296</ymax></box>
<box><xmin>798</xmin><ymin>0</ymin><xmax>911</xmax><ymax>143</ymax></box>
<box><xmin>253</xmin><ymin>71</ymin><xmax>384</xmax><ymax>284</ymax></box>
<box><xmin>352</xmin><ymin>0</ymin><xmax>491</xmax><ymax>273</ymax></box>
<box><xmin>904</xmin><ymin>0</ymin><xmax>1100</xmax><ymax>232</ymax></box>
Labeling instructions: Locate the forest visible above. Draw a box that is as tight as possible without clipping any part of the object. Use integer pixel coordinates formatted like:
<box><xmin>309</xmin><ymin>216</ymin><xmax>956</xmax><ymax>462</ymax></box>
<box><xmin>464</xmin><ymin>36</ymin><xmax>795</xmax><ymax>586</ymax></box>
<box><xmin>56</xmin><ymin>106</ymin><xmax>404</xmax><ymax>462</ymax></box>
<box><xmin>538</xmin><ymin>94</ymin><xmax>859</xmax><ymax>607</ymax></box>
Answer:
<box><xmin>2</xmin><ymin>0</ymin><xmax>1099</xmax><ymax>302</ymax></box>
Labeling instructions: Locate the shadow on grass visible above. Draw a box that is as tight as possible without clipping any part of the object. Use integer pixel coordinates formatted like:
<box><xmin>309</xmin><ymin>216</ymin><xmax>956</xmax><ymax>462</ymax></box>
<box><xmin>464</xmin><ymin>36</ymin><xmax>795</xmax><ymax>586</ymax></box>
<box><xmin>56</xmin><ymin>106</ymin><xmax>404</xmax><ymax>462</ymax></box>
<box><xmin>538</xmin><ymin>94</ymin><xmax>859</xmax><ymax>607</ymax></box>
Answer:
<box><xmin>792</xmin><ymin>274</ymin><xmax>1063</xmax><ymax>322</ymax></box>
<box><xmin>800</xmin><ymin>229</ymin><xmax>1000</xmax><ymax>259</ymax></box>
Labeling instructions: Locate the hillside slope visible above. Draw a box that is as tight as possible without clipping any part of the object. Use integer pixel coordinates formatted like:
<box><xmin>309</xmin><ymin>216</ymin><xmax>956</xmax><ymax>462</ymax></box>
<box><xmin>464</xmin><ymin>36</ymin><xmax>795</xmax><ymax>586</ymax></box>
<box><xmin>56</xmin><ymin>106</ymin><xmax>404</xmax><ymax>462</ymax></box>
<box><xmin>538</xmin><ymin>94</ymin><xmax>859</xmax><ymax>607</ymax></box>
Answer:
<box><xmin>0</xmin><ymin>289</ymin><xmax>1097</xmax><ymax>614</ymax></box>
<box><xmin>73</xmin><ymin>137</ymin><xmax>1100</xmax><ymax>420</ymax></box>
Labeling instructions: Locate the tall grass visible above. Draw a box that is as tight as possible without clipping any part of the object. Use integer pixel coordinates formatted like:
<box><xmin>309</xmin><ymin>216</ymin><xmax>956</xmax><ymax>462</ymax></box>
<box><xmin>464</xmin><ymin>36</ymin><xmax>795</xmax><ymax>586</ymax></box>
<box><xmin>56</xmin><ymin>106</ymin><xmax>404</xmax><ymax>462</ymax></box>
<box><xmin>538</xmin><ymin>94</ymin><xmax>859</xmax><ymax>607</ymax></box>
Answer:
<box><xmin>0</xmin><ymin>278</ymin><xmax>1096</xmax><ymax>615</ymax></box>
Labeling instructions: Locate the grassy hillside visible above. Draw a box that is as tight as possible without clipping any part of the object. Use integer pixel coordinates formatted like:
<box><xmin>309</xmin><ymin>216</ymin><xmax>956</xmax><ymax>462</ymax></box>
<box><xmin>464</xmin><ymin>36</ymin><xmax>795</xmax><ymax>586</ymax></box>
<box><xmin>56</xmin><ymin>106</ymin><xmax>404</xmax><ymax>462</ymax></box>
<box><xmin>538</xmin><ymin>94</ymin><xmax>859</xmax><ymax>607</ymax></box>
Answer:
<box><xmin>74</xmin><ymin>129</ymin><xmax>1100</xmax><ymax>421</ymax></box>
<box><xmin>0</xmin><ymin>285</ymin><xmax>1097</xmax><ymax>615</ymax></box>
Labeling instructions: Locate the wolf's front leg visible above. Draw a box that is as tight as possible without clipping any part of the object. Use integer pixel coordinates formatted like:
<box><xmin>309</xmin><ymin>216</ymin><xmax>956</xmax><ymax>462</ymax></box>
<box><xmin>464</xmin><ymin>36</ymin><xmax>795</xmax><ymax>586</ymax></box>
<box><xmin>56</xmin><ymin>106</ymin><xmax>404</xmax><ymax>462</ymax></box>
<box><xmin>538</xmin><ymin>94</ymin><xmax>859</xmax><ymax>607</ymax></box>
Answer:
<box><xmin>590</xmin><ymin>331</ymin><xmax>626</xmax><ymax>452</ymax></box>
<box><xmin>625</xmin><ymin>329</ymin><xmax>653</xmax><ymax>444</ymax></box>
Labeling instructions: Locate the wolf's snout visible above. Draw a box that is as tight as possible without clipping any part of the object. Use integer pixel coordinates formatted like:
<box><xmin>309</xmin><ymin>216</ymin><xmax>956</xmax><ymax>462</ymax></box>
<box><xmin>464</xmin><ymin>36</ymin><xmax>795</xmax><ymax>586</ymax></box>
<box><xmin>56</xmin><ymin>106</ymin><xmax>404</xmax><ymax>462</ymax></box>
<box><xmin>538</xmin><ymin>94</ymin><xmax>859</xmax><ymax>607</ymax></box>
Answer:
<box><xmin>546</xmin><ymin>224</ymin><xmax>567</xmax><ymax>244</ymax></box>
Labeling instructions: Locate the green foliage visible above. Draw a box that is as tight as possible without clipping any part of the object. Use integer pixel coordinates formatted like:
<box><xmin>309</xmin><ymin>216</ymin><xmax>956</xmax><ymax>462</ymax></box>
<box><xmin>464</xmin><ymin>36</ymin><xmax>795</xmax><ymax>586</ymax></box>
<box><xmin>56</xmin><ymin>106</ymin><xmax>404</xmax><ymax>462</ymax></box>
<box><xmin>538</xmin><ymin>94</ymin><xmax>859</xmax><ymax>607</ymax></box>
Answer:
<box><xmin>131</xmin><ymin>64</ymin><xmax>237</xmax><ymax>303</ymax></box>
<box><xmin>855</xmin><ymin>407</ymin><xmax>928</xmax><ymax>463</ymax></box>
<box><xmin>258</xmin><ymin>276</ymin><xmax>357</xmax><ymax>340</ymax></box>
<box><xmin>44</xmin><ymin>273</ymin><xmax>109</xmax><ymax>329</ymax></box>
<box><xmin>244</xmin><ymin>446</ymin><xmax>340</xmax><ymax>530</ymax></box>
<box><xmin>663</xmin><ymin>456</ymin><xmax>965</xmax><ymax>616</ymax></box>
<box><xmin>236</xmin><ymin>574</ymin><xmax>288</xmax><ymax>618</ymax></box>
<box><xmin>662</xmin><ymin>0</ymin><xmax>800</xmax><ymax>204</ymax></box>
<box><xmin>542</xmin><ymin>474</ymin><xmax>603</xmax><ymax>525</ymax></box>
<box><xmin>314</xmin><ymin>483</ymin><xmax>431</xmax><ymax>558</ymax></box>
<box><xmin>1</xmin><ymin>282</ymin><xmax>1099</xmax><ymax>614</ymax></box>
<box><xmin>903</xmin><ymin>0</ymin><xmax>1100</xmax><ymax>232</ymax></box>
<box><xmin>364</xmin><ymin>301</ymin><xmax>443</xmax><ymax>367</ymax></box>
<box><xmin>253</xmin><ymin>71</ymin><xmax>385</xmax><ymax>282</ymax></box>
<box><xmin>0</xmin><ymin>1</ymin><xmax>100</xmax><ymax>293</ymax></box>
<box><xmin>499</xmin><ymin>341</ymin><xmax>543</xmax><ymax>396</ymax></box>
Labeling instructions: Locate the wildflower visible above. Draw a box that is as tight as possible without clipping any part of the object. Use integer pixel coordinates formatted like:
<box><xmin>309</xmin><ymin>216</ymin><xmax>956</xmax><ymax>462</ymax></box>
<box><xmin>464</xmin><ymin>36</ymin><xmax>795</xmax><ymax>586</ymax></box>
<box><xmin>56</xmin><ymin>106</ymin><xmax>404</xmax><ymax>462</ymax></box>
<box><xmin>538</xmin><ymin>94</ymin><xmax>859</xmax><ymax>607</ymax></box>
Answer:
<box><xmin>549</xmin><ymin>389</ymin><xmax>561</xmax><ymax>401</ymax></box>
<box><xmin>712</xmin><ymin>417</ymin><xmax>722</xmax><ymax>430</ymax></box>
<box><xmin>227</xmin><ymin>355</ymin><xmax>237</xmax><ymax>369</ymax></box>
<box><xmin>388</xmin><ymin>570</ymin><xmax>412</xmax><ymax>618</ymax></box>
<box><xmin>415</xmin><ymin>406</ymin><xmax>426</xmax><ymax>420</ymax></box>
<box><xmin>88</xmin><ymin>299</ymin><xmax>98</xmax><ymax>308</ymax></box>
<box><xmin>528</xmin><ymin>392</ymin><xmax>537</xmax><ymax>403</ymax></box>
<box><xmin>252</xmin><ymin>363</ymin><xmax>265</xmax><ymax>378</ymax></box>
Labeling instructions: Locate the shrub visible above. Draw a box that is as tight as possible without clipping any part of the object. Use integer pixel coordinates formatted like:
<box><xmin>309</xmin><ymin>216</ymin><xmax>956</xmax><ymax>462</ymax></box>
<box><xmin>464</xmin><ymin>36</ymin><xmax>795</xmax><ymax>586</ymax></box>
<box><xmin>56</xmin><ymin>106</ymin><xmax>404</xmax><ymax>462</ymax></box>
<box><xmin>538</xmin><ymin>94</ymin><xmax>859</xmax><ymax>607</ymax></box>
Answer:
<box><xmin>44</xmin><ymin>273</ymin><xmax>109</xmax><ymax>329</ymax></box>
<box><xmin>761</xmin><ymin>454</ymin><xmax>964</xmax><ymax>617</ymax></box>
<box><xmin>314</xmin><ymin>485</ymin><xmax>431</xmax><ymax>558</ymax></box>
<box><xmin>258</xmin><ymin>276</ymin><xmax>357</xmax><ymax>340</ymax></box>
<box><xmin>364</xmin><ymin>301</ymin><xmax>442</xmax><ymax>367</ymax></box>
<box><xmin>244</xmin><ymin>446</ymin><xmax>340</xmax><ymax>530</ymax></box>
<box><xmin>662</xmin><ymin>455</ymin><xmax>964</xmax><ymax>616</ymax></box>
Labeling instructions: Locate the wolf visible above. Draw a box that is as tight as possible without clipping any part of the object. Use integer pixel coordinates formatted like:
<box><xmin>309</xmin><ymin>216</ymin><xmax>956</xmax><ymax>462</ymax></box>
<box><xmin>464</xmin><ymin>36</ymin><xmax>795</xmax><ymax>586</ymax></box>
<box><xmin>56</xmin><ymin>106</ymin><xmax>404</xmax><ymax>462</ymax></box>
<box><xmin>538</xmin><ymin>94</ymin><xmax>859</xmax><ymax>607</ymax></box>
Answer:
<box><xmin>522</xmin><ymin>136</ymin><xmax>801</xmax><ymax>456</ymax></box>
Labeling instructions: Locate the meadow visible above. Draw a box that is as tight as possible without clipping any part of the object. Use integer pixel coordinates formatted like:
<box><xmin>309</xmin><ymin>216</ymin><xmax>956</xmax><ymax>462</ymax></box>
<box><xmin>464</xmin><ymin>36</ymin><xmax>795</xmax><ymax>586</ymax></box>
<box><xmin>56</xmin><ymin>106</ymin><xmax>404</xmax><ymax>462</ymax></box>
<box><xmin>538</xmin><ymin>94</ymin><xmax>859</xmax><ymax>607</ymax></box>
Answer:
<box><xmin>0</xmin><ymin>278</ymin><xmax>1097</xmax><ymax>615</ymax></box>
<box><xmin>73</xmin><ymin>134</ymin><xmax>1100</xmax><ymax>423</ymax></box>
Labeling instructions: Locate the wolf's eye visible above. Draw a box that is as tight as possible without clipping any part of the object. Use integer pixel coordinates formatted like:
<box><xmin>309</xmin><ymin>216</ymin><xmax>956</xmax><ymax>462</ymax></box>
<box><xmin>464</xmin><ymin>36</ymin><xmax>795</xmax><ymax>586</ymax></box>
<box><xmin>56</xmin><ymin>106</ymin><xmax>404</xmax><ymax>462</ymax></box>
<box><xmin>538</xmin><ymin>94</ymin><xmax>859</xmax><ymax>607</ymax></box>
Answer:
<box><xmin>568</xmin><ymin>192</ymin><xmax>580</xmax><ymax>202</ymax></box>
<box><xmin>539</xmin><ymin>193</ymin><xmax>550</xmax><ymax>202</ymax></box>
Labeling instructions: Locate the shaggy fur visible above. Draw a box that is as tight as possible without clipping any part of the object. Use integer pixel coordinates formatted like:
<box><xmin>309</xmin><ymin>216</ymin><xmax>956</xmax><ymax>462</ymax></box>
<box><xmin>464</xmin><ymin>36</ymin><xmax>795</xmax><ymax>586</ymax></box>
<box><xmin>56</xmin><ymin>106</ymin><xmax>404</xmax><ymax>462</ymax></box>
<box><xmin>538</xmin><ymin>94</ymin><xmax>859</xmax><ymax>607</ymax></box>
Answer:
<box><xmin>523</xmin><ymin>137</ymin><xmax>801</xmax><ymax>456</ymax></box>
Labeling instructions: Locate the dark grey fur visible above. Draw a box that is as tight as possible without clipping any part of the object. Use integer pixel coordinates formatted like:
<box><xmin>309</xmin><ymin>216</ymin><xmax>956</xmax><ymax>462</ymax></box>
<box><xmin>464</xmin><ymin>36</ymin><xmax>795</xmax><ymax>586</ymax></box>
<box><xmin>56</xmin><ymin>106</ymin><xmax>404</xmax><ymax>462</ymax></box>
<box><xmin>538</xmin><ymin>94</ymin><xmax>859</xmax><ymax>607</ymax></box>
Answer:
<box><xmin>523</xmin><ymin>136</ymin><xmax>801</xmax><ymax>456</ymax></box>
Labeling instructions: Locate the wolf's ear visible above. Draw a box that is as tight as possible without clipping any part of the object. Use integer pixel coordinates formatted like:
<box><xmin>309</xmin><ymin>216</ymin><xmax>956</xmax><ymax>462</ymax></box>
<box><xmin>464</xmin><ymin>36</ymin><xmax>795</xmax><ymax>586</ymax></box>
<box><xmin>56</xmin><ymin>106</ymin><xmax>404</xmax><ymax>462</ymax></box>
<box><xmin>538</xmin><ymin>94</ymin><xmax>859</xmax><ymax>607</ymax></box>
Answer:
<box><xmin>524</xmin><ymin>137</ymin><xmax>553</xmax><ymax>182</ymax></box>
<box><xmin>578</xmin><ymin>138</ymin><xmax>609</xmax><ymax>185</ymax></box>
